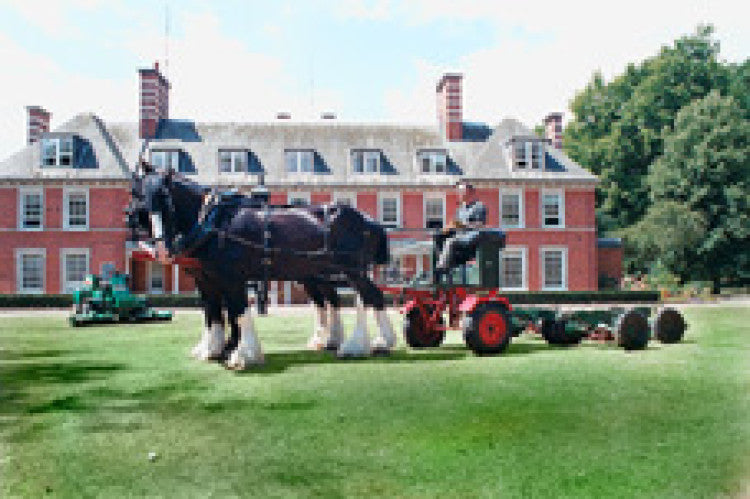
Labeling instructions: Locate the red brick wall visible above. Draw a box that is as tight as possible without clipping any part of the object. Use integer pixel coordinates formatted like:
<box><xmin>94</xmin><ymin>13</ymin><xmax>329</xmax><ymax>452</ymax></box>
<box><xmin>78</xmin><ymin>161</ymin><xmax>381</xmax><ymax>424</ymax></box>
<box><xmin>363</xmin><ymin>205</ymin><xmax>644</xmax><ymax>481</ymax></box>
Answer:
<box><xmin>598</xmin><ymin>246</ymin><xmax>623</xmax><ymax>287</ymax></box>
<box><xmin>402</xmin><ymin>191</ymin><xmax>423</xmax><ymax>228</ymax></box>
<box><xmin>357</xmin><ymin>192</ymin><xmax>377</xmax><ymax>219</ymax></box>
<box><xmin>474</xmin><ymin>188</ymin><xmax>499</xmax><ymax>227</ymax></box>
<box><xmin>311</xmin><ymin>192</ymin><xmax>331</xmax><ymax>205</ymax></box>
<box><xmin>0</xmin><ymin>189</ymin><xmax>16</xmax><ymax>229</ymax></box>
<box><xmin>525</xmin><ymin>189</ymin><xmax>540</xmax><ymax>228</ymax></box>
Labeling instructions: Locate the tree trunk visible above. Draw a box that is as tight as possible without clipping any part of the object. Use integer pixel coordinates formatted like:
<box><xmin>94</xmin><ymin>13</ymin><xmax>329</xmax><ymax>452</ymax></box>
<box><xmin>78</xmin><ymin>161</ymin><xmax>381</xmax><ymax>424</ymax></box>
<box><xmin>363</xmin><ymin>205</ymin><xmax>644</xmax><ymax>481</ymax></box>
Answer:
<box><xmin>712</xmin><ymin>276</ymin><xmax>721</xmax><ymax>295</ymax></box>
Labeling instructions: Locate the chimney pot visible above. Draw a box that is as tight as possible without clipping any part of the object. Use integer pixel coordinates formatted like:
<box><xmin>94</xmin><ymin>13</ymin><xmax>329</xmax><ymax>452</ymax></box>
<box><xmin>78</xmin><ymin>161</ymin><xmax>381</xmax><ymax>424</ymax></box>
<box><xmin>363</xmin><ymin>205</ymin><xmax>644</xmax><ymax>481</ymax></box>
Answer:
<box><xmin>276</xmin><ymin>112</ymin><xmax>292</xmax><ymax>120</ymax></box>
<box><xmin>436</xmin><ymin>72</ymin><xmax>463</xmax><ymax>141</ymax></box>
<box><xmin>543</xmin><ymin>112</ymin><xmax>564</xmax><ymax>149</ymax></box>
<box><xmin>26</xmin><ymin>106</ymin><xmax>51</xmax><ymax>145</ymax></box>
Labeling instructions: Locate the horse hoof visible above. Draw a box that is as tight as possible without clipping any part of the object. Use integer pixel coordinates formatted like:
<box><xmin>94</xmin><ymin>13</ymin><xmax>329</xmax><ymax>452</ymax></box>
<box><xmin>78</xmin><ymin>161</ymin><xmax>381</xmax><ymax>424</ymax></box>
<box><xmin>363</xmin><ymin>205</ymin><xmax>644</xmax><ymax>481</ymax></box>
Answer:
<box><xmin>324</xmin><ymin>343</ymin><xmax>340</xmax><ymax>352</ymax></box>
<box><xmin>371</xmin><ymin>347</ymin><xmax>392</xmax><ymax>357</ymax></box>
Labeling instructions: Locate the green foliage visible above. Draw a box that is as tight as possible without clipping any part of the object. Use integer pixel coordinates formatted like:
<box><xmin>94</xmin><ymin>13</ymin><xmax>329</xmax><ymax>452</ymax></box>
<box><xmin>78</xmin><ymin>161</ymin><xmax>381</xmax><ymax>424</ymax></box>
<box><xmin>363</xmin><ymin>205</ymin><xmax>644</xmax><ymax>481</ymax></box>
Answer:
<box><xmin>564</xmin><ymin>25</ymin><xmax>732</xmax><ymax>232</ymax></box>
<box><xmin>645</xmin><ymin>91</ymin><xmax>750</xmax><ymax>287</ymax></box>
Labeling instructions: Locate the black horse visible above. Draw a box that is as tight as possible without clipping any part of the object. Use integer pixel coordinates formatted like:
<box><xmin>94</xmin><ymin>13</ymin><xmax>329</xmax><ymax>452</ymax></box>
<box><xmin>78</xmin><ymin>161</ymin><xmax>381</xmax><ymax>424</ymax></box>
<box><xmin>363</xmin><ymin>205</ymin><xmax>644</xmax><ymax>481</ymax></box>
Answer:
<box><xmin>127</xmin><ymin>164</ymin><xmax>396</xmax><ymax>369</ymax></box>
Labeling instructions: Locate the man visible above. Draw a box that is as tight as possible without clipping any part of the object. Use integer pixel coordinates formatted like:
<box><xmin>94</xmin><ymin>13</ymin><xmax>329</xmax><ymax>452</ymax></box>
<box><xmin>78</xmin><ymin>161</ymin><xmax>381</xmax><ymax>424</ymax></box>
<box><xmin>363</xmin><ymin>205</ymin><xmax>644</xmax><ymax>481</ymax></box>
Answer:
<box><xmin>435</xmin><ymin>181</ymin><xmax>487</xmax><ymax>281</ymax></box>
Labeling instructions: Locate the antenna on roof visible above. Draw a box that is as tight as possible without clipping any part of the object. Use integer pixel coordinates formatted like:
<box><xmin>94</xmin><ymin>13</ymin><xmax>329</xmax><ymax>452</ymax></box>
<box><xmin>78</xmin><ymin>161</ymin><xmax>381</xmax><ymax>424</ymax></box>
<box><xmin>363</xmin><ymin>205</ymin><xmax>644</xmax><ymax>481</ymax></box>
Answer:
<box><xmin>164</xmin><ymin>1</ymin><xmax>170</xmax><ymax>79</ymax></box>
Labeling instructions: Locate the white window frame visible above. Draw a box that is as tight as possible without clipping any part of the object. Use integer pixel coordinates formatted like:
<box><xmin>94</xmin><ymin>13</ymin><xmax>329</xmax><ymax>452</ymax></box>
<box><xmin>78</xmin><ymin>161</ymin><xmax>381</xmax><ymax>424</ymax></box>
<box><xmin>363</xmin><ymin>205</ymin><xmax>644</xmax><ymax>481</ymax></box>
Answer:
<box><xmin>512</xmin><ymin>140</ymin><xmax>545</xmax><ymax>170</ymax></box>
<box><xmin>16</xmin><ymin>248</ymin><xmax>45</xmax><ymax>294</ymax></box>
<box><xmin>499</xmin><ymin>246</ymin><xmax>528</xmax><ymax>291</ymax></box>
<box><xmin>333</xmin><ymin>191</ymin><xmax>356</xmax><ymax>207</ymax></box>
<box><xmin>288</xmin><ymin>191</ymin><xmax>310</xmax><ymax>206</ymax></box>
<box><xmin>219</xmin><ymin>149</ymin><xmax>249</xmax><ymax>174</ymax></box>
<box><xmin>18</xmin><ymin>187</ymin><xmax>44</xmax><ymax>231</ymax></box>
<box><xmin>423</xmin><ymin>193</ymin><xmax>445</xmax><ymax>229</ymax></box>
<box><xmin>150</xmin><ymin>149</ymin><xmax>181</xmax><ymax>171</ymax></box>
<box><xmin>285</xmin><ymin>149</ymin><xmax>315</xmax><ymax>173</ymax></box>
<box><xmin>40</xmin><ymin>136</ymin><xmax>74</xmax><ymax>167</ymax></box>
<box><xmin>541</xmin><ymin>189</ymin><xmax>565</xmax><ymax>228</ymax></box>
<box><xmin>417</xmin><ymin>149</ymin><xmax>448</xmax><ymax>174</ymax></box>
<box><xmin>350</xmin><ymin>149</ymin><xmax>381</xmax><ymax>174</ymax></box>
<box><xmin>378</xmin><ymin>192</ymin><xmax>401</xmax><ymax>228</ymax></box>
<box><xmin>148</xmin><ymin>261</ymin><xmax>165</xmax><ymax>294</ymax></box>
<box><xmin>540</xmin><ymin>246</ymin><xmax>568</xmax><ymax>291</ymax></box>
<box><xmin>61</xmin><ymin>248</ymin><xmax>90</xmax><ymax>294</ymax></box>
<box><xmin>499</xmin><ymin>188</ymin><xmax>524</xmax><ymax>229</ymax></box>
<box><xmin>63</xmin><ymin>187</ymin><xmax>89</xmax><ymax>231</ymax></box>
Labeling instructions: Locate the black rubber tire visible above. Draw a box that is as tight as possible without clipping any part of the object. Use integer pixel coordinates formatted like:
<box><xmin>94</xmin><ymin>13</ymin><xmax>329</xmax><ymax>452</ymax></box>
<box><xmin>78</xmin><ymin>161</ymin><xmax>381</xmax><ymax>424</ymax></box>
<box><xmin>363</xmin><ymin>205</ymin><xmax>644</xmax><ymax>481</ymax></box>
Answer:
<box><xmin>654</xmin><ymin>307</ymin><xmax>686</xmax><ymax>343</ymax></box>
<box><xmin>616</xmin><ymin>309</ymin><xmax>650</xmax><ymax>351</ymax></box>
<box><xmin>463</xmin><ymin>303</ymin><xmax>512</xmax><ymax>355</ymax></box>
<box><xmin>404</xmin><ymin>305</ymin><xmax>445</xmax><ymax>348</ymax></box>
<box><xmin>541</xmin><ymin>318</ymin><xmax>583</xmax><ymax>346</ymax></box>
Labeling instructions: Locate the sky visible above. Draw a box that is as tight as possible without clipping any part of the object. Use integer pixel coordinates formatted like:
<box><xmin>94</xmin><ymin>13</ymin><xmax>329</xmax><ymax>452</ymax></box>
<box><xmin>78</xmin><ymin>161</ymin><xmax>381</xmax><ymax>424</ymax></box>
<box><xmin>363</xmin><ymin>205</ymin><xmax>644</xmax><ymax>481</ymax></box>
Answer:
<box><xmin>0</xmin><ymin>0</ymin><xmax>747</xmax><ymax>159</ymax></box>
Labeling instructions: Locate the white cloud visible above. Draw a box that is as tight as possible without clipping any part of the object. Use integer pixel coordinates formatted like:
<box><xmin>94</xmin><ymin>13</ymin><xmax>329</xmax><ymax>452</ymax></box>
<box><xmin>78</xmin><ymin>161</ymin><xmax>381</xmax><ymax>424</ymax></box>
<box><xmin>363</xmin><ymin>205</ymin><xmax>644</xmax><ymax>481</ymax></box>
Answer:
<box><xmin>380</xmin><ymin>0</ymin><xmax>750</xmax><ymax>128</ymax></box>
<box><xmin>127</xmin><ymin>10</ymin><xmax>344</xmax><ymax>121</ymax></box>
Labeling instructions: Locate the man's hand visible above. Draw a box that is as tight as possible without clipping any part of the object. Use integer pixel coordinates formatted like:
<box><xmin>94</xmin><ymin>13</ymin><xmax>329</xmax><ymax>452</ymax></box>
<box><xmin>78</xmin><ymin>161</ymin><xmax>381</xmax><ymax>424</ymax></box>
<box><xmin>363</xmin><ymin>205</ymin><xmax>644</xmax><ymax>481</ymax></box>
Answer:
<box><xmin>154</xmin><ymin>241</ymin><xmax>173</xmax><ymax>265</ymax></box>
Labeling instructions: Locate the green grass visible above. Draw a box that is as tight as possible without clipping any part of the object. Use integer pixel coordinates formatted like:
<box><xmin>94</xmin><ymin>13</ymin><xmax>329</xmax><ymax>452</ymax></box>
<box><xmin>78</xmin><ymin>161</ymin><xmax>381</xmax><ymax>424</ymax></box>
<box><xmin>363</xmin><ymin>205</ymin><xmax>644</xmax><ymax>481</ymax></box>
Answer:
<box><xmin>1</xmin><ymin>307</ymin><xmax>748</xmax><ymax>498</ymax></box>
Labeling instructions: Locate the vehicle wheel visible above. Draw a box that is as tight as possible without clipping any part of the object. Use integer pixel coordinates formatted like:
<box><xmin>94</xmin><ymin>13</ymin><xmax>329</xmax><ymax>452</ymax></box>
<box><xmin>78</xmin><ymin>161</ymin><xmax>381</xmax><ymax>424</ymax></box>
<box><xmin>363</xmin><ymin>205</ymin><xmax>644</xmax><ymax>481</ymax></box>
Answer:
<box><xmin>463</xmin><ymin>303</ymin><xmax>511</xmax><ymax>355</ymax></box>
<box><xmin>654</xmin><ymin>307</ymin><xmax>686</xmax><ymax>343</ymax></box>
<box><xmin>615</xmin><ymin>309</ymin><xmax>649</xmax><ymax>351</ymax></box>
<box><xmin>404</xmin><ymin>305</ymin><xmax>445</xmax><ymax>348</ymax></box>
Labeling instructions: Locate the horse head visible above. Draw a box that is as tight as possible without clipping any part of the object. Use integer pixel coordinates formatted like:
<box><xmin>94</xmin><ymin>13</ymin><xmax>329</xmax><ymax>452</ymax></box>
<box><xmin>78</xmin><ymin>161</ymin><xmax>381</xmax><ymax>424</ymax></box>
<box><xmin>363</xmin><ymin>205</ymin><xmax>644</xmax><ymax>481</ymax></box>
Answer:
<box><xmin>127</xmin><ymin>162</ymin><xmax>178</xmax><ymax>261</ymax></box>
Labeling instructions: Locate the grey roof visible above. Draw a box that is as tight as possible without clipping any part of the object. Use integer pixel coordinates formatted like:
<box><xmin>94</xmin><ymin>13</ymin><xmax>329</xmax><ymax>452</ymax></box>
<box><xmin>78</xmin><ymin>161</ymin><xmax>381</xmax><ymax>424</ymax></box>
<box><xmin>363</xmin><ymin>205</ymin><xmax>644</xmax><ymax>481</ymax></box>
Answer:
<box><xmin>0</xmin><ymin>113</ymin><xmax>597</xmax><ymax>185</ymax></box>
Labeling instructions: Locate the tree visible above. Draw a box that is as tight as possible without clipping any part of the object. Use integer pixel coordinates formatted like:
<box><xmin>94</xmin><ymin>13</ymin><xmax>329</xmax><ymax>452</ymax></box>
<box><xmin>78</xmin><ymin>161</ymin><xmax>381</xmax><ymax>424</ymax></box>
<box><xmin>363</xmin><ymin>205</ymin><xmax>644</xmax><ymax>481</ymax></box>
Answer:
<box><xmin>564</xmin><ymin>25</ymin><xmax>730</xmax><ymax>233</ymax></box>
<box><xmin>640</xmin><ymin>91</ymin><xmax>750</xmax><ymax>291</ymax></box>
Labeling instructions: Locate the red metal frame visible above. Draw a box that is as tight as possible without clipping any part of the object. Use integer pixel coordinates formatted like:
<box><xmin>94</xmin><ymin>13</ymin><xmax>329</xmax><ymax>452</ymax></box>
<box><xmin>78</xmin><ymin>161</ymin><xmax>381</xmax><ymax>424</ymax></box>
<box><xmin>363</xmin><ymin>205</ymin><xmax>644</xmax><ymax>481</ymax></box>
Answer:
<box><xmin>382</xmin><ymin>284</ymin><xmax>512</xmax><ymax>333</ymax></box>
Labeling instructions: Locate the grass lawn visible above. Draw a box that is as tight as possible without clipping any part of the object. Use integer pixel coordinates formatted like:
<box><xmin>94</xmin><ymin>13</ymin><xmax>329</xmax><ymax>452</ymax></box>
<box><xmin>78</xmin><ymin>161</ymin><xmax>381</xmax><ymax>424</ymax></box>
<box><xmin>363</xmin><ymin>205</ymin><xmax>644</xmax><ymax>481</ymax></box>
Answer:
<box><xmin>1</xmin><ymin>306</ymin><xmax>748</xmax><ymax>497</ymax></box>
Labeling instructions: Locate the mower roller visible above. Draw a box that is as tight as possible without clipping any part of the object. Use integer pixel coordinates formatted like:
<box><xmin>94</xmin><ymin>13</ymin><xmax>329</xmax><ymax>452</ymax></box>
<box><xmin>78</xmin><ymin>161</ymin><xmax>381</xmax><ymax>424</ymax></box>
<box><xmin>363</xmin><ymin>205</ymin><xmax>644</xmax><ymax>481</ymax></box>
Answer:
<box><xmin>381</xmin><ymin>229</ymin><xmax>686</xmax><ymax>355</ymax></box>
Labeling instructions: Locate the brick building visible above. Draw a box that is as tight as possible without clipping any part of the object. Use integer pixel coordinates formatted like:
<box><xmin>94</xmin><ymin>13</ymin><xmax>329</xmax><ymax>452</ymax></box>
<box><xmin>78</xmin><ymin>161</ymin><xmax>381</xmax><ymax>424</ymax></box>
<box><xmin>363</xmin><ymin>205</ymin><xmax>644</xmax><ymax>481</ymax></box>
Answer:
<box><xmin>0</xmin><ymin>63</ymin><xmax>618</xmax><ymax>303</ymax></box>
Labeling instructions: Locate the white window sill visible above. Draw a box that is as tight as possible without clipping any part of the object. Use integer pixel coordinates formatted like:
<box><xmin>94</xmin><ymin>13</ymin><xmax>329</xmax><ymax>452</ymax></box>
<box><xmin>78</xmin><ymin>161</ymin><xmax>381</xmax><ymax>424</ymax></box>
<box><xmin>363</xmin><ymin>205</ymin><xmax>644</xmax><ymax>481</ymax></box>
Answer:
<box><xmin>18</xmin><ymin>289</ymin><xmax>45</xmax><ymax>295</ymax></box>
<box><xmin>18</xmin><ymin>227</ymin><xmax>44</xmax><ymax>232</ymax></box>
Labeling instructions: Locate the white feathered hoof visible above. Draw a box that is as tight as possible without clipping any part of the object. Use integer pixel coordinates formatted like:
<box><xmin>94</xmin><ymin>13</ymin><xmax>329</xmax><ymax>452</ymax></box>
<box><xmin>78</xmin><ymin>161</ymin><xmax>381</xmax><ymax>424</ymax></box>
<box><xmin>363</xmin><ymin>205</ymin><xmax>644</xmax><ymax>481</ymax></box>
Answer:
<box><xmin>225</xmin><ymin>346</ymin><xmax>265</xmax><ymax>370</ymax></box>
<box><xmin>191</xmin><ymin>325</ymin><xmax>224</xmax><ymax>361</ymax></box>
<box><xmin>370</xmin><ymin>337</ymin><xmax>392</xmax><ymax>357</ymax></box>
<box><xmin>337</xmin><ymin>304</ymin><xmax>370</xmax><ymax>358</ymax></box>
<box><xmin>325</xmin><ymin>308</ymin><xmax>344</xmax><ymax>351</ymax></box>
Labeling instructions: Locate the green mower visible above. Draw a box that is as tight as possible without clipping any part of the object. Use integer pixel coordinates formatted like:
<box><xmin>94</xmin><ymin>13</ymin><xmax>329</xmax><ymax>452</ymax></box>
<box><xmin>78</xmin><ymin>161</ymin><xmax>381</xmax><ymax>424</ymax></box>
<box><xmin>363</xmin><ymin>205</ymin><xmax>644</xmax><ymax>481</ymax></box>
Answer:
<box><xmin>69</xmin><ymin>271</ymin><xmax>172</xmax><ymax>326</ymax></box>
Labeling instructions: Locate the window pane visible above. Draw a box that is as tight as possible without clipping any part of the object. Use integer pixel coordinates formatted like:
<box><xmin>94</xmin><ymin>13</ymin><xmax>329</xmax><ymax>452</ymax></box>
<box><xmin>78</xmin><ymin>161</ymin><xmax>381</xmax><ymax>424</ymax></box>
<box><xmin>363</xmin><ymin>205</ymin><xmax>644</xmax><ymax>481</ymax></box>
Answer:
<box><xmin>543</xmin><ymin>194</ymin><xmax>560</xmax><ymax>226</ymax></box>
<box><xmin>219</xmin><ymin>151</ymin><xmax>232</xmax><ymax>172</ymax></box>
<box><xmin>434</xmin><ymin>153</ymin><xmax>446</xmax><ymax>173</ymax></box>
<box><xmin>381</xmin><ymin>197</ymin><xmax>398</xmax><ymax>224</ymax></box>
<box><xmin>352</xmin><ymin>152</ymin><xmax>364</xmax><ymax>173</ymax></box>
<box><xmin>65</xmin><ymin>253</ymin><xmax>88</xmax><ymax>291</ymax></box>
<box><xmin>285</xmin><ymin>151</ymin><xmax>297</xmax><ymax>172</ymax></box>
<box><xmin>514</xmin><ymin>142</ymin><xmax>526</xmax><ymax>168</ymax></box>
<box><xmin>544</xmin><ymin>251</ymin><xmax>563</xmax><ymax>288</ymax></box>
<box><xmin>501</xmin><ymin>252</ymin><xmax>523</xmax><ymax>288</ymax></box>
<box><xmin>150</xmin><ymin>263</ymin><xmax>164</xmax><ymax>292</ymax></box>
<box><xmin>168</xmin><ymin>151</ymin><xmax>180</xmax><ymax>170</ymax></box>
<box><xmin>501</xmin><ymin>193</ymin><xmax>520</xmax><ymax>227</ymax></box>
<box><xmin>23</xmin><ymin>193</ymin><xmax>42</xmax><ymax>229</ymax></box>
<box><xmin>41</xmin><ymin>139</ymin><xmax>57</xmax><ymax>166</ymax></box>
<box><xmin>59</xmin><ymin>138</ymin><xmax>73</xmax><ymax>166</ymax></box>
<box><xmin>300</xmin><ymin>151</ymin><xmax>314</xmax><ymax>172</ymax></box>
<box><xmin>531</xmin><ymin>142</ymin><xmax>543</xmax><ymax>169</ymax></box>
<box><xmin>364</xmin><ymin>151</ymin><xmax>379</xmax><ymax>173</ymax></box>
<box><xmin>233</xmin><ymin>151</ymin><xmax>248</xmax><ymax>172</ymax></box>
<box><xmin>421</xmin><ymin>155</ymin><xmax>431</xmax><ymax>173</ymax></box>
<box><xmin>151</xmin><ymin>151</ymin><xmax>165</xmax><ymax>169</ymax></box>
<box><xmin>67</xmin><ymin>193</ymin><xmax>87</xmax><ymax>227</ymax></box>
<box><xmin>425</xmin><ymin>198</ymin><xmax>443</xmax><ymax>229</ymax></box>
<box><xmin>21</xmin><ymin>254</ymin><xmax>43</xmax><ymax>291</ymax></box>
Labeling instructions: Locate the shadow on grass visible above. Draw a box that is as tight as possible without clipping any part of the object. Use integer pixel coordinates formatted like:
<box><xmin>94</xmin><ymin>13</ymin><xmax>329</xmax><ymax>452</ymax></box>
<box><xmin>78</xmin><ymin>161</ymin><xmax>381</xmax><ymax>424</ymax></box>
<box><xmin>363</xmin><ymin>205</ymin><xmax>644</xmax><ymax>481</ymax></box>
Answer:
<box><xmin>236</xmin><ymin>348</ymin><xmax>469</xmax><ymax>375</ymax></box>
<box><xmin>0</xmin><ymin>349</ymin><xmax>80</xmax><ymax>361</ymax></box>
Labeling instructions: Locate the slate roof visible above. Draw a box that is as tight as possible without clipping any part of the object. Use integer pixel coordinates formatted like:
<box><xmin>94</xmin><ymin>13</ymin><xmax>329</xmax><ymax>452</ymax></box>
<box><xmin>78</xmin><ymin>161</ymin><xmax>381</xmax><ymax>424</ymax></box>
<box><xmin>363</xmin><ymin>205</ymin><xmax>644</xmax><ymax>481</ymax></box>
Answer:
<box><xmin>0</xmin><ymin>114</ymin><xmax>597</xmax><ymax>186</ymax></box>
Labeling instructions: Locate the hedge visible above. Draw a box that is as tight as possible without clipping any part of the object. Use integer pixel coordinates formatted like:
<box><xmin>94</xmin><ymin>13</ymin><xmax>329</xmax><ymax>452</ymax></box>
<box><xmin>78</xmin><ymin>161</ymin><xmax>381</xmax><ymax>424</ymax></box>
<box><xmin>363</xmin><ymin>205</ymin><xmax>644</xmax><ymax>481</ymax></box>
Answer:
<box><xmin>0</xmin><ymin>290</ymin><xmax>659</xmax><ymax>309</ymax></box>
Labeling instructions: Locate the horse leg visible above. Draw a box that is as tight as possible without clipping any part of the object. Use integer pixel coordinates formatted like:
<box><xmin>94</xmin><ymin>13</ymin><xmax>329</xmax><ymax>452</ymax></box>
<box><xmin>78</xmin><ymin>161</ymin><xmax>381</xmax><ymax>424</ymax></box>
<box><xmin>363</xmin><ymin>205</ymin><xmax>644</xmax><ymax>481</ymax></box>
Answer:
<box><xmin>318</xmin><ymin>281</ymin><xmax>344</xmax><ymax>351</ymax></box>
<box><xmin>302</xmin><ymin>279</ymin><xmax>329</xmax><ymax>351</ymax></box>
<box><xmin>337</xmin><ymin>273</ymin><xmax>372</xmax><ymax>358</ymax></box>
<box><xmin>192</xmin><ymin>292</ymin><xmax>225</xmax><ymax>361</ymax></box>
<box><xmin>351</xmin><ymin>272</ymin><xmax>395</xmax><ymax>355</ymax></box>
<box><xmin>225</xmin><ymin>286</ymin><xmax>264</xmax><ymax>370</ymax></box>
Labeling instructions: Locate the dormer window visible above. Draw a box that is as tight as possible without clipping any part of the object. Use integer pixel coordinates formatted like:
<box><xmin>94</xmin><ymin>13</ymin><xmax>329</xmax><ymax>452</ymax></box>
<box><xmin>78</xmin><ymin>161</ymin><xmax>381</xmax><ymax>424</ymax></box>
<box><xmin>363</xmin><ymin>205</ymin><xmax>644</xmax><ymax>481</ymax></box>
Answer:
<box><xmin>418</xmin><ymin>149</ymin><xmax>447</xmax><ymax>174</ymax></box>
<box><xmin>41</xmin><ymin>136</ymin><xmax>74</xmax><ymax>167</ymax></box>
<box><xmin>219</xmin><ymin>150</ymin><xmax>249</xmax><ymax>173</ymax></box>
<box><xmin>151</xmin><ymin>149</ymin><xmax>181</xmax><ymax>171</ymax></box>
<box><xmin>285</xmin><ymin>149</ymin><xmax>315</xmax><ymax>173</ymax></box>
<box><xmin>351</xmin><ymin>150</ymin><xmax>381</xmax><ymax>174</ymax></box>
<box><xmin>511</xmin><ymin>139</ymin><xmax>545</xmax><ymax>170</ymax></box>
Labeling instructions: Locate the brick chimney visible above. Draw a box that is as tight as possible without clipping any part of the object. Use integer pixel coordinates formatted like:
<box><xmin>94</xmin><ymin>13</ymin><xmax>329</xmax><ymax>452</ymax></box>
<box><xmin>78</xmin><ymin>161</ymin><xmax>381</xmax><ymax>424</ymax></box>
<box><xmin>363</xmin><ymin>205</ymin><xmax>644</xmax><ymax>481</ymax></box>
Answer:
<box><xmin>544</xmin><ymin>112</ymin><xmax>563</xmax><ymax>149</ymax></box>
<box><xmin>26</xmin><ymin>106</ymin><xmax>51</xmax><ymax>144</ymax></box>
<box><xmin>436</xmin><ymin>73</ymin><xmax>463</xmax><ymax>141</ymax></box>
<box><xmin>138</xmin><ymin>61</ymin><xmax>170</xmax><ymax>140</ymax></box>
